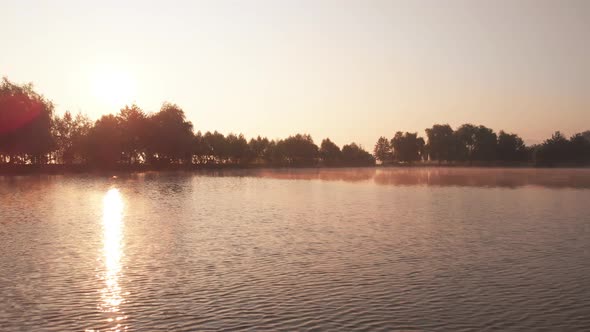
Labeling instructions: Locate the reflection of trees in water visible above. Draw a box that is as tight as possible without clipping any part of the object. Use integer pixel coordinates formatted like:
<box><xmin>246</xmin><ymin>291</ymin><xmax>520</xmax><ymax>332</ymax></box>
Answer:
<box><xmin>199</xmin><ymin>167</ymin><xmax>590</xmax><ymax>189</ymax></box>
<box><xmin>372</xmin><ymin>168</ymin><xmax>590</xmax><ymax>189</ymax></box>
<box><xmin>256</xmin><ymin>168</ymin><xmax>376</xmax><ymax>183</ymax></box>
<box><xmin>373</xmin><ymin>168</ymin><xmax>501</xmax><ymax>187</ymax></box>
<box><xmin>180</xmin><ymin>167</ymin><xmax>590</xmax><ymax>188</ymax></box>
<box><xmin>3</xmin><ymin>168</ymin><xmax>588</xmax><ymax>192</ymax></box>
<box><xmin>0</xmin><ymin>175</ymin><xmax>62</xmax><ymax>224</ymax></box>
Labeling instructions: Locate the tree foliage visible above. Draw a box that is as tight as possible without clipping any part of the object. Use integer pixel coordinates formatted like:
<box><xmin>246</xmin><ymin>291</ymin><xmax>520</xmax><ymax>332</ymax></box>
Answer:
<box><xmin>535</xmin><ymin>131</ymin><xmax>590</xmax><ymax>165</ymax></box>
<box><xmin>148</xmin><ymin>103</ymin><xmax>194</xmax><ymax>164</ymax></box>
<box><xmin>391</xmin><ymin>132</ymin><xmax>425</xmax><ymax>163</ymax></box>
<box><xmin>0</xmin><ymin>78</ymin><xmax>55</xmax><ymax>164</ymax></box>
<box><xmin>497</xmin><ymin>131</ymin><xmax>527</xmax><ymax>162</ymax></box>
<box><xmin>320</xmin><ymin>138</ymin><xmax>342</xmax><ymax>166</ymax></box>
<box><xmin>378</xmin><ymin>124</ymin><xmax>588</xmax><ymax>166</ymax></box>
<box><xmin>373</xmin><ymin>136</ymin><xmax>392</xmax><ymax>163</ymax></box>
<box><xmin>425</xmin><ymin>124</ymin><xmax>455</xmax><ymax>162</ymax></box>
<box><xmin>276</xmin><ymin>134</ymin><xmax>319</xmax><ymax>166</ymax></box>
<box><xmin>248</xmin><ymin>136</ymin><xmax>271</xmax><ymax>164</ymax></box>
<box><xmin>1</xmin><ymin>77</ymin><xmax>589</xmax><ymax>169</ymax></box>
<box><xmin>118</xmin><ymin>104</ymin><xmax>149</xmax><ymax>164</ymax></box>
<box><xmin>455</xmin><ymin>124</ymin><xmax>497</xmax><ymax>162</ymax></box>
<box><xmin>53</xmin><ymin>111</ymin><xmax>92</xmax><ymax>164</ymax></box>
<box><xmin>341</xmin><ymin>143</ymin><xmax>375</xmax><ymax>166</ymax></box>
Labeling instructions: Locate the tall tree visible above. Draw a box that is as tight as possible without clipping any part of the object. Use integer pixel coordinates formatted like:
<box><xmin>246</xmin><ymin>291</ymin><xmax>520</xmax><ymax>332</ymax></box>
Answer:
<box><xmin>373</xmin><ymin>136</ymin><xmax>392</xmax><ymax>164</ymax></box>
<box><xmin>496</xmin><ymin>130</ymin><xmax>527</xmax><ymax>162</ymax></box>
<box><xmin>535</xmin><ymin>131</ymin><xmax>570</xmax><ymax>164</ymax></box>
<box><xmin>454</xmin><ymin>124</ymin><xmax>477</xmax><ymax>161</ymax></box>
<box><xmin>569</xmin><ymin>133</ymin><xmax>590</xmax><ymax>164</ymax></box>
<box><xmin>341</xmin><ymin>143</ymin><xmax>375</xmax><ymax>166</ymax></box>
<box><xmin>473</xmin><ymin>126</ymin><xmax>497</xmax><ymax>161</ymax></box>
<box><xmin>391</xmin><ymin>132</ymin><xmax>425</xmax><ymax>163</ymax></box>
<box><xmin>118</xmin><ymin>104</ymin><xmax>149</xmax><ymax>164</ymax></box>
<box><xmin>193</xmin><ymin>131</ymin><xmax>210</xmax><ymax>164</ymax></box>
<box><xmin>85</xmin><ymin>114</ymin><xmax>123</xmax><ymax>166</ymax></box>
<box><xmin>425</xmin><ymin>124</ymin><xmax>455</xmax><ymax>162</ymax></box>
<box><xmin>0</xmin><ymin>78</ymin><xmax>55</xmax><ymax>164</ymax></box>
<box><xmin>319</xmin><ymin>138</ymin><xmax>342</xmax><ymax>166</ymax></box>
<box><xmin>455</xmin><ymin>124</ymin><xmax>497</xmax><ymax>162</ymax></box>
<box><xmin>265</xmin><ymin>140</ymin><xmax>281</xmax><ymax>165</ymax></box>
<box><xmin>248</xmin><ymin>136</ymin><xmax>271</xmax><ymax>164</ymax></box>
<box><xmin>276</xmin><ymin>134</ymin><xmax>319</xmax><ymax>166</ymax></box>
<box><xmin>53</xmin><ymin>111</ymin><xmax>92</xmax><ymax>164</ymax></box>
<box><xmin>148</xmin><ymin>103</ymin><xmax>195</xmax><ymax>164</ymax></box>
<box><xmin>203</xmin><ymin>131</ymin><xmax>229</xmax><ymax>163</ymax></box>
<box><xmin>226</xmin><ymin>133</ymin><xmax>249</xmax><ymax>164</ymax></box>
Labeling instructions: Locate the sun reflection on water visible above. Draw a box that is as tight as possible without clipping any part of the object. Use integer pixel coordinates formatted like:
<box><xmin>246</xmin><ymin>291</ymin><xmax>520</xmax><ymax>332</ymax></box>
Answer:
<box><xmin>99</xmin><ymin>188</ymin><xmax>127</xmax><ymax>331</ymax></box>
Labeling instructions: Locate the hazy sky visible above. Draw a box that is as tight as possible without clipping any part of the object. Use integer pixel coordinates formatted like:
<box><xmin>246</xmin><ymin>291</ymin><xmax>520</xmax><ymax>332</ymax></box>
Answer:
<box><xmin>1</xmin><ymin>0</ymin><xmax>589</xmax><ymax>148</ymax></box>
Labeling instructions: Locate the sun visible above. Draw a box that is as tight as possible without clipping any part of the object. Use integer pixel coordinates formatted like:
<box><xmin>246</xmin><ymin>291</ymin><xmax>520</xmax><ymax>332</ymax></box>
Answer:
<box><xmin>91</xmin><ymin>67</ymin><xmax>137</xmax><ymax>109</ymax></box>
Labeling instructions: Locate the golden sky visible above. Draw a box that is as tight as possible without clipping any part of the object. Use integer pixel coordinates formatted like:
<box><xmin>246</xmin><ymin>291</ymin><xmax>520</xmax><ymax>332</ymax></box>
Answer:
<box><xmin>1</xmin><ymin>0</ymin><xmax>589</xmax><ymax>148</ymax></box>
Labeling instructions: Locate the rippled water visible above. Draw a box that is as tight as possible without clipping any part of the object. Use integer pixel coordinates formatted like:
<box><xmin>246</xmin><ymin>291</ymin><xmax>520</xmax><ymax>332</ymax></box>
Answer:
<box><xmin>1</xmin><ymin>168</ymin><xmax>589</xmax><ymax>331</ymax></box>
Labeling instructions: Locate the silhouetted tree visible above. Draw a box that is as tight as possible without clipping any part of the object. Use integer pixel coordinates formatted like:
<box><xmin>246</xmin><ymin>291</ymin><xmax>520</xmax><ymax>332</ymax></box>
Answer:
<box><xmin>391</xmin><ymin>132</ymin><xmax>425</xmax><ymax>163</ymax></box>
<box><xmin>4</xmin><ymin>76</ymin><xmax>590</xmax><ymax>170</ymax></box>
<box><xmin>425</xmin><ymin>124</ymin><xmax>455</xmax><ymax>162</ymax></box>
<box><xmin>473</xmin><ymin>126</ymin><xmax>497</xmax><ymax>161</ymax></box>
<box><xmin>267</xmin><ymin>140</ymin><xmax>285</xmax><ymax>165</ymax></box>
<box><xmin>248</xmin><ymin>136</ymin><xmax>271</xmax><ymax>164</ymax></box>
<box><xmin>0</xmin><ymin>78</ymin><xmax>55</xmax><ymax>164</ymax></box>
<box><xmin>496</xmin><ymin>130</ymin><xmax>527</xmax><ymax>162</ymax></box>
<box><xmin>276</xmin><ymin>134</ymin><xmax>319</xmax><ymax>166</ymax></box>
<box><xmin>118</xmin><ymin>104</ymin><xmax>149</xmax><ymax>164</ymax></box>
<box><xmin>203</xmin><ymin>131</ymin><xmax>229</xmax><ymax>163</ymax></box>
<box><xmin>84</xmin><ymin>114</ymin><xmax>123</xmax><ymax>167</ymax></box>
<box><xmin>341</xmin><ymin>143</ymin><xmax>375</xmax><ymax>166</ymax></box>
<box><xmin>373</xmin><ymin>136</ymin><xmax>392</xmax><ymax>164</ymax></box>
<box><xmin>193</xmin><ymin>131</ymin><xmax>210</xmax><ymax>164</ymax></box>
<box><xmin>148</xmin><ymin>103</ymin><xmax>194</xmax><ymax>164</ymax></box>
<box><xmin>455</xmin><ymin>124</ymin><xmax>497</xmax><ymax>162</ymax></box>
<box><xmin>534</xmin><ymin>132</ymin><xmax>590</xmax><ymax>165</ymax></box>
<box><xmin>454</xmin><ymin>124</ymin><xmax>477</xmax><ymax>161</ymax></box>
<box><xmin>53</xmin><ymin>111</ymin><xmax>92</xmax><ymax>164</ymax></box>
<box><xmin>568</xmin><ymin>133</ymin><xmax>590</xmax><ymax>164</ymax></box>
<box><xmin>319</xmin><ymin>138</ymin><xmax>342</xmax><ymax>166</ymax></box>
<box><xmin>536</xmin><ymin>131</ymin><xmax>570</xmax><ymax>165</ymax></box>
<box><xmin>226</xmin><ymin>133</ymin><xmax>249</xmax><ymax>164</ymax></box>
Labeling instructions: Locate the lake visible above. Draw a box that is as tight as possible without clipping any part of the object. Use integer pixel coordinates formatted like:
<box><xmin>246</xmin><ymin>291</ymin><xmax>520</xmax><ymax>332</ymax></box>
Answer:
<box><xmin>1</xmin><ymin>168</ymin><xmax>589</xmax><ymax>331</ymax></box>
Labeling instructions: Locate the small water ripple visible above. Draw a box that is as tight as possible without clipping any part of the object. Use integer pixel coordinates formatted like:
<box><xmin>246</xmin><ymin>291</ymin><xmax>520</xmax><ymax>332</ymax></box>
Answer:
<box><xmin>0</xmin><ymin>170</ymin><xmax>589</xmax><ymax>331</ymax></box>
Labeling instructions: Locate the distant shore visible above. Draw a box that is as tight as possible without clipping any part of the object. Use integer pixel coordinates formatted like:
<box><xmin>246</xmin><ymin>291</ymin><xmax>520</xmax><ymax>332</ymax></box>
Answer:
<box><xmin>1</xmin><ymin>162</ymin><xmax>588</xmax><ymax>175</ymax></box>
<box><xmin>2</xmin><ymin>78</ymin><xmax>589</xmax><ymax>175</ymax></box>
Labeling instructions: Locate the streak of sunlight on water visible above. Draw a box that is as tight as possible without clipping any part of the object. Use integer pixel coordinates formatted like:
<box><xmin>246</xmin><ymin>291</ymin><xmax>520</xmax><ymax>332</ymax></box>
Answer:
<box><xmin>94</xmin><ymin>188</ymin><xmax>127</xmax><ymax>332</ymax></box>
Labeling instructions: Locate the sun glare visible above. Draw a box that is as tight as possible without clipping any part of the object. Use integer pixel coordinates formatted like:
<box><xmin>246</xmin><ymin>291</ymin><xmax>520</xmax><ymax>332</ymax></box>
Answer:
<box><xmin>99</xmin><ymin>187</ymin><xmax>126</xmax><ymax>329</ymax></box>
<box><xmin>91</xmin><ymin>68</ymin><xmax>137</xmax><ymax>109</ymax></box>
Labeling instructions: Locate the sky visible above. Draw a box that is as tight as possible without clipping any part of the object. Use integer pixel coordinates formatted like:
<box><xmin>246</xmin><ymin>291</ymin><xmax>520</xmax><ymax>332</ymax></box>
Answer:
<box><xmin>1</xmin><ymin>0</ymin><xmax>589</xmax><ymax>148</ymax></box>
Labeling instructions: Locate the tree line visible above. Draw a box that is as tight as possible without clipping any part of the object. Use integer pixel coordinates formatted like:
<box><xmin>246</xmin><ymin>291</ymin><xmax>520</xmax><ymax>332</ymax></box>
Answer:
<box><xmin>374</xmin><ymin>124</ymin><xmax>590</xmax><ymax>165</ymax></box>
<box><xmin>0</xmin><ymin>78</ymin><xmax>374</xmax><ymax>168</ymax></box>
<box><xmin>1</xmin><ymin>77</ymin><xmax>588</xmax><ymax>169</ymax></box>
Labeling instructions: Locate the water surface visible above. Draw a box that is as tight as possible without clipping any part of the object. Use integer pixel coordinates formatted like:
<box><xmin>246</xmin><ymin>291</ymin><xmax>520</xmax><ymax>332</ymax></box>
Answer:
<box><xmin>1</xmin><ymin>168</ymin><xmax>589</xmax><ymax>331</ymax></box>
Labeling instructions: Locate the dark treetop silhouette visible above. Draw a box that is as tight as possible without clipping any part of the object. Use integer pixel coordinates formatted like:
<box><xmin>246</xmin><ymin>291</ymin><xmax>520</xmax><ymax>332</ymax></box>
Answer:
<box><xmin>0</xmin><ymin>77</ymin><xmax>589</xmax><ymax>171</ymax></box>
<box><xmin>374</xmin><ymin>126</ymin><xmax>589</xmax><ymax>166</ymax></box>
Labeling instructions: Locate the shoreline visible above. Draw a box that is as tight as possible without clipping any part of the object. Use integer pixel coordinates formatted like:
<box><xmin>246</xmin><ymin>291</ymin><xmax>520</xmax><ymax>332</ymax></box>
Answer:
<box><xmin>1</xmin><ymin>162</ymin><xmax>588</xmax><ymax>175</ymax></box>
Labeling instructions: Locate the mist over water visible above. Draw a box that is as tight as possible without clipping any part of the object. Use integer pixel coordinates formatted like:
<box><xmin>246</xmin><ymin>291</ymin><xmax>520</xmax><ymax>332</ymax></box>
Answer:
<box><xmin>1</xmin><ymin>168</ymin><xmax>589</xmax><ymax>331</ymax></box>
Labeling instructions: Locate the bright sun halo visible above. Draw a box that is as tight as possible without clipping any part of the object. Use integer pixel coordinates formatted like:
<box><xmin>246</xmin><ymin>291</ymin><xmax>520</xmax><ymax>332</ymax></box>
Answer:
<box><xmin>91</xmin><ymin>68</ymin><xmax>137</xmax><ymax>109</ymax></box>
